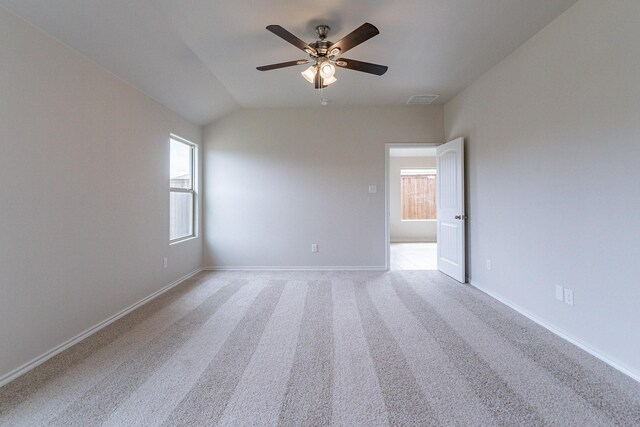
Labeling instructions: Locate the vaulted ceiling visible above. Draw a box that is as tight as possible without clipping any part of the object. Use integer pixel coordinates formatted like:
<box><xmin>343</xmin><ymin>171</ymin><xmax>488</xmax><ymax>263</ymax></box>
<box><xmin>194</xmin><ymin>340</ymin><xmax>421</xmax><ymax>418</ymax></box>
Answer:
<box><xmin>1</xmin><ymin>0</ymin><xmax>578</xmax><ymax>125</ymax></box>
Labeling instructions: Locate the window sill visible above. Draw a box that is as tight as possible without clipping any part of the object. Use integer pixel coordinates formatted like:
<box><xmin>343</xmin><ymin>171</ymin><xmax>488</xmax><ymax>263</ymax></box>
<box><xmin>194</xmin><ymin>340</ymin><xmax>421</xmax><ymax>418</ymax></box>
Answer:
<box><xmin>170</xmin><ymin>235</ymin><xmax>197</xmax><ymax>245</ymax></box>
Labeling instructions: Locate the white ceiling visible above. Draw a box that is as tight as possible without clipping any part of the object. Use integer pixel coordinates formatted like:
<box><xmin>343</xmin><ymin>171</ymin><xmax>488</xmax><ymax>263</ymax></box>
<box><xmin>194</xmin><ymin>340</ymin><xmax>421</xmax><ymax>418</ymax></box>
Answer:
<box><xmin>0</xmin><ymin>0</ymin><xmax>578</xmax><ymax>125</ymax></box>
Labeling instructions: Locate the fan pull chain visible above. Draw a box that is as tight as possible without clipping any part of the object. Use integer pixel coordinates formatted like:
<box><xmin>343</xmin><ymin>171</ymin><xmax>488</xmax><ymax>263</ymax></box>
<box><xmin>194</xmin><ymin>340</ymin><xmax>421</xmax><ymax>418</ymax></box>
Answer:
<box><xmin>318</xmin><ymin>86</ymin><xmax>329</xmax><ymax>106</ymax></box>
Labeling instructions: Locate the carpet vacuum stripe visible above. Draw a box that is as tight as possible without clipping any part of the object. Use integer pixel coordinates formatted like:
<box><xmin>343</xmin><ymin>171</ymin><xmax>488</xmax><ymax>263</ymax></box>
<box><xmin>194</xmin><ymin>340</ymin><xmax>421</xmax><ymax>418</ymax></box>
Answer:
<box><xmin>2</xmin><ymin>271</ymin><xmax>640</xmax><ymax>426</ymax></box>
<box><xmin>278</xmin><ymin>280</ymin><xmax>334</xmax><ymax>426</ymax></box>
<box><xmin>217</xmin><ymin>280</ymin><xmax>308</xmax><ymax>425</ymax></box>
<box><xmin>354</xmin><ymin>280</ymin><xmax>437</xmax><ymax>425</ymax></box>
<box><xmin>366</xmin><ymin>275</ymin><xmax>497</xmax><ymax>425</ymax></box>
<box><xmin>402</xmin><ymin>274</ymin><xmax>613</xmax><ymax>425</ymax></box>
<box><xmin>161</xmin><ymin>280</ymin><xmax>286</xmax><ymax>425</ymax></box>
<box><xmin>0</xmin><ymin>275</ymin><xmax>225</xmax><ymax>425</ymax></box>
<box><xmin>402</xmin><ymin>272</ymin><xmax>623</xmax><ymax>426</ymax></box>
<box><xmin>48</xmin><ymin>280</ymin><xmax>246</xmax><ymax>426</ymax></box>
<box><xmin>102</xmin><ymin>278</ymin><xmax>267</xmax><ymax>426</ymax></box>
<box><xmin>390</xmin><ymin>275</ymin><xmax>546</xmax><ymax>425</ymax></box>
<box><xmin>330</xmin><ymin>278</ymin><xmax>389</xmax><ymax>426</ymax></box>
<box><xmin>432</xmin><ymin>275</ymin><xmax>640</xmax><ymax>425</ymax></box>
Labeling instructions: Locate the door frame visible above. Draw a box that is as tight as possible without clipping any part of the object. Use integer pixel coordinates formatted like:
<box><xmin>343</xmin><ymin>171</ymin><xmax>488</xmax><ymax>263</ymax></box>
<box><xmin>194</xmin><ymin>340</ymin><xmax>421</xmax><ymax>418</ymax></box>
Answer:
<box><xmin>384</xmin><ymin>142</ymin><xmax>442</xmax><ymax>270</ymax></box>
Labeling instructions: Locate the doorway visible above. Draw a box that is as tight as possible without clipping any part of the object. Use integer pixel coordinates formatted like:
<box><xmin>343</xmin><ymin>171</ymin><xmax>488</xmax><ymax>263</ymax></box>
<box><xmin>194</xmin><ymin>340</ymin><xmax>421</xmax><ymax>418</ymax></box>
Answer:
<box><xmin>386</xmin><ymin>144</ymin><xmax>439</xmax><ymax>270</ymax></box>
<box><xmin>390</xmin><ymin>242</ymin><xmax>437</xmax><ymax>270</ymax></box>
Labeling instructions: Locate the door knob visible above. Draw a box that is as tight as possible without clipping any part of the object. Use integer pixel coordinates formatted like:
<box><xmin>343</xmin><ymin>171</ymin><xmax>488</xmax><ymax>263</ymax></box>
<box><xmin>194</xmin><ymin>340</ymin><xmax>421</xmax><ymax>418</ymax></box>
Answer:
<box><xmin>455</xmin><ymin>215</ymin><xmax>468</xmax><ymax>220</ymax></box>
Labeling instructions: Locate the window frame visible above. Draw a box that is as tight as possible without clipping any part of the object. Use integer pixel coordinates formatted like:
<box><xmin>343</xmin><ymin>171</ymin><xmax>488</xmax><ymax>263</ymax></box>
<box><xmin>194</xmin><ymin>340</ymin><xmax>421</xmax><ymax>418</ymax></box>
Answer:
<box><xmin>169</xmin><ymin>134</ymin><xmax>196</xmax><ymax>244</ymax></box>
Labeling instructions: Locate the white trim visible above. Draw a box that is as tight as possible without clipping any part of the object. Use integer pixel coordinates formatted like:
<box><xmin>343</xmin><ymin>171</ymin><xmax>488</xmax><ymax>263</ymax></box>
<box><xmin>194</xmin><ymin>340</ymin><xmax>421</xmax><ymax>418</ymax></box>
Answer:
<box><xmin>385</xmin><ymin>146</ymin><xmax>390</xmax><ymax>270</ymax></box>
<box><xmin>169</xmin><ymin>133</ymin><xmax>197</xmax><ymax>147</ymax></box>
<box><xmin>0</xmin><ymin>268</ymin><xmax>203</xmax><ymax>388</ymax></box>
<box><xmin>202</xmin><ymin>266</ymin><xmax>387</xmax><ymax>272</ymax></box>
<box><xmin>400</xmin><ymin>168</ymin><xmax>437</xmax><ymax>175</ymax></box>
<box><xmin>390</xmin><ymin>239</ymin><xmax>437</xmax><ymax>243</ymax></box>
<box><xmin>169</xmin><ymin>235</ymin><xmax>197</xmax><ymax>246</ymax></box>
<box><xmin>468</xmin><ymin>280</ymin><xmax>640</xmax><ymax>384</ymax></box>
<box><xmin>169</xmin><ymin>134</ymin><xmax>197</xmax><ymax>244</ymax></box>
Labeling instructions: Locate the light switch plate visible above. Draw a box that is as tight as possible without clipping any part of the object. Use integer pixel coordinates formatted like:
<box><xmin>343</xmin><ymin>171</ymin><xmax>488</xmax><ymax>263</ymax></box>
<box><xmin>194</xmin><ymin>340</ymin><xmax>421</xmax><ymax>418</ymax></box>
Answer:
<box><xmin>368</xmin><ymin>185</ymin><xmax>377</xmax><ymax>193</ymax></box>
<box><xmin>555</xmin><ymin>285</ymin><xmax>564</xmax><ymax>301</ymax></box>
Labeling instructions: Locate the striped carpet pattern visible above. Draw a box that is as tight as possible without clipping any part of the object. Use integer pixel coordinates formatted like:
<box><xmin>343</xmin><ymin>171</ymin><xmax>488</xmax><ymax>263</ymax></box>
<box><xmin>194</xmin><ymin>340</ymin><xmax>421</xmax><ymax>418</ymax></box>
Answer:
<box><xmin>1</xmin><ymin>271</ymin><xmax>640</xmax><ymax>426</ymax></box>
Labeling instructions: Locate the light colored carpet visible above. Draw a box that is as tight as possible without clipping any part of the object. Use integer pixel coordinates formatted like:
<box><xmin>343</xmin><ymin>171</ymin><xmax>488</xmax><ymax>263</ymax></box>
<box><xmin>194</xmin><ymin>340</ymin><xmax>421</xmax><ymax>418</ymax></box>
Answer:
<box><xmin>1</xmin><ymin>270</ymin><xmax>639</xmax><ymax>426</ymax></box>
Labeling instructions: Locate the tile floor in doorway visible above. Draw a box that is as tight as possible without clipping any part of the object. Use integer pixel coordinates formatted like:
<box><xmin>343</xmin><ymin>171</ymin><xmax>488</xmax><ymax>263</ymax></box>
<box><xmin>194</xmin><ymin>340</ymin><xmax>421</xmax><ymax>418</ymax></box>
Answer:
<box><xmin>390</xmin><ymin>242</ymin><xmax>437</xmax><ymax>270</ymax></box>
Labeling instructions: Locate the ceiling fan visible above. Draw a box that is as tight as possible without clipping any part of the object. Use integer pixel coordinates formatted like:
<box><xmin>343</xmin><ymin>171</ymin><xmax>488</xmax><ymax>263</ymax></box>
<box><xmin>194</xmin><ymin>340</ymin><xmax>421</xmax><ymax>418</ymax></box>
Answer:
<box><xmin>256</xmin><ymin>23</ymin><xmax>388</xmax><ymax>90</ymax></box>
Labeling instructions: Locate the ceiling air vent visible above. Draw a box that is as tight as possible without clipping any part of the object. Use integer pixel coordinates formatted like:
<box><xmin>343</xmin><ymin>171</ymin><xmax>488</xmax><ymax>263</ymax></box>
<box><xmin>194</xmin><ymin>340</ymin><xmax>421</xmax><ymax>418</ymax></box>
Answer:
<box><xmin>407</xmin><ymin>94</ymin><xmax>439</xmax><ymax>105</ymax></box>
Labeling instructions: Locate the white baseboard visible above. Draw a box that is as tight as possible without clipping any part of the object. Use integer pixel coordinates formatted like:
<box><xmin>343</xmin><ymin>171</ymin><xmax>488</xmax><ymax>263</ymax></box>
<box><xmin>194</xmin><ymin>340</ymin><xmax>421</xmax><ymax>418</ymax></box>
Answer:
<box><xmin>0</xmin><ymin>268</ymin><xmax>203</xmax><ymax>388</ymax></box>
<box><xmin>202</xmin><ymin>266</ymin><xmax>388</xmax><ymax>272</ymax></box>
<box><xmin>468</xmin><ymin>280</ymin><xmax>640</xmax><ymax>384</ymax></box>
<box><xmin>390</xmin><ymin>240</ymin><xmax>437</xmax><ymax>243</ymax></box>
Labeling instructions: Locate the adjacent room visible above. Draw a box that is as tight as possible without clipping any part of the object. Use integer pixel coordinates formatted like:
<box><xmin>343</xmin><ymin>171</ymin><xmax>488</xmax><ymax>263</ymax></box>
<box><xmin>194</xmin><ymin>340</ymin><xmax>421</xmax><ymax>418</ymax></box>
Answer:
<box><xmin>1</xmin><ymin>0</ymin><xmax>640</xmax><ymax>425</ymax></box>
<box><xmin>388</xmin><ymin>146</ymin><xmax>438</xmax><ymax>271</ymax></box>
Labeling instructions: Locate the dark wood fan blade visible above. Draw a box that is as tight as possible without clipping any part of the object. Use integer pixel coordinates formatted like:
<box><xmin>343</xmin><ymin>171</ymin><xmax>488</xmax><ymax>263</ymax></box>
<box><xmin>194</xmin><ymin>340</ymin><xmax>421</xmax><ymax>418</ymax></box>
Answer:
<box><xmin>335</xmin><ymin>58</ymin><xmax>388</xmax><ymax>75</ymax></box>
<box><xmin>329</xmin><ymin>23</ymin><xmax>379</xmax><ymax>56</ymax></box>
<box><xmin>336</xmin><ymin>58</ymin><xmax>389</xmax><ymax>76</ymax></box>
<box><xmin>266</xmin><ymin>25</ymin><xmax>317</xmax><ymax>55</ymax></box>
<box><xmin>256</xmin><ymin>59</ymin><xmax>309</xmax><ymax>71</ymax></box>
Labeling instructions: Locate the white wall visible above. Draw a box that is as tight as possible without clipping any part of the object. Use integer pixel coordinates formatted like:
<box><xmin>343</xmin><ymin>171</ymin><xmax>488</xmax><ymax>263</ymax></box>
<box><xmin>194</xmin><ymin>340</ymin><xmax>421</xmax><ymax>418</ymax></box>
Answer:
<box><xmin>203</xmin><ymin>106</ymin><xmax>443</xmax><ymax>268</ymax></box>
<box><xmin>444</xmin><ymin>0</ymin><xmax>640</xmax><ymax>378</ymax></box>
<box><xmin>389</xmin><ymin>156</ymin><xmax>437</xmax><ymax>243</ymax></box>
<box><xmin>0</xmin><ymin>8</ymin><xmax>202</xmax><ymax>382</ymax></box>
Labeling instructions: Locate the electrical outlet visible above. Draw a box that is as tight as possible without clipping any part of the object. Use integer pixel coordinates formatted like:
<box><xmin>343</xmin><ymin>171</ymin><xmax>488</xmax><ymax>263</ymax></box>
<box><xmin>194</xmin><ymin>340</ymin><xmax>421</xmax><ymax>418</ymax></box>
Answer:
<box><xmin>163</xmin><ymin>257</ymin><xmax>168</xmax><ymax>268</ymax></box>
<box><xmin>555</xmin><ymin>285</ymin><xmax>564</xmax><ymax>301</ymax></box>
<box><xmin>563</xmin><ymin>288</ymin><xmax>574</xmax><ymax>306</ymax></box>
<box><xmin>368</xmin><ymin>185</ymin><xmax>377</xmax><ymax>194</ymax></box>
<box><xmin>311</xmin><ymin>244</ymin><xmax>318</xmax><ymax>253</ymax></box>
<box><xmin>486</xmin><ymin>259</ymin><xmax>492</xmax><ymax>271</ymax></box>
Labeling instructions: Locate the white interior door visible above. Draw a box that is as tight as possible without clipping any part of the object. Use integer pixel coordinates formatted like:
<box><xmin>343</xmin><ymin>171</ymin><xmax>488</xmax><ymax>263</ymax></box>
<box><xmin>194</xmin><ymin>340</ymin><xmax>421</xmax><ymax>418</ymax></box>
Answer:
<box><xmin>436</xmin><ymin>137</ymin><xmax>466</xmax><ymax>282</ymax></box>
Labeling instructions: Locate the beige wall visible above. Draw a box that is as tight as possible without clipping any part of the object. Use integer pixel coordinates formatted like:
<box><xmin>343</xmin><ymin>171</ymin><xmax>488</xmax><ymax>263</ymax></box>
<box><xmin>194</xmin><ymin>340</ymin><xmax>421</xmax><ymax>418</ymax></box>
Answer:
<box><xmin>203</xmin><ymin>106</ymin><xmax>444</xmax><ymax>268</ymax></box>
<box><xmin>444</xmin><ymin>0</ymin><xmax>640</xmax><ymax>378</ymax></box>
<box><xmin>389</xmin><ymin>156</ymin><xmax>437</xmax><ymax>243</ymax></box>
<box><xmin>0</xmin><ymin>8</ymin><xmax>202</xmax><ymax>382</ymax></box>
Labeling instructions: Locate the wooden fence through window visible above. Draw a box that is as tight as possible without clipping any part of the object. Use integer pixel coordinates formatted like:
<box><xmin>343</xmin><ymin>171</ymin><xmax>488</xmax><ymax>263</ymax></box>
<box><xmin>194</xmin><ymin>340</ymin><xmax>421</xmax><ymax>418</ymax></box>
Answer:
<box><xmin>401</xmin><ymin>173</ymin><xmax>436</xmax><ymax>220</ymax></box>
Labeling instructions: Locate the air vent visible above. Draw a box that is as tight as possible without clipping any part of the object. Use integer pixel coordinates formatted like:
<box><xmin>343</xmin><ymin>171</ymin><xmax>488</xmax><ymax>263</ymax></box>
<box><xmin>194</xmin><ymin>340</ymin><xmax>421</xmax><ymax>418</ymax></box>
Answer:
<box><xmin>407</xmin><ymin>94</ymin><xmax>439</xmax><ymax>105</ymax></box>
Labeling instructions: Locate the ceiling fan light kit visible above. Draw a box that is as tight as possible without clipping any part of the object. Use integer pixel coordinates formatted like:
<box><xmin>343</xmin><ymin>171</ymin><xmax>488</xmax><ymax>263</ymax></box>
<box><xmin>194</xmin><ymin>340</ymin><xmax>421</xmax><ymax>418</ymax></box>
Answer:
<box><xmin>257</xmin><ymin>22</ymin><xmax>388</xmax><ymax>102</ymax></box>
<box><xmin>319</xmin><ymin>61</ymin><xmax>335</xmax><ymax>78</ymax></box>
<box><xmin>301</xmin><ymin>66</ymin><xmax>316</xmax><ymax>83</ymax></box>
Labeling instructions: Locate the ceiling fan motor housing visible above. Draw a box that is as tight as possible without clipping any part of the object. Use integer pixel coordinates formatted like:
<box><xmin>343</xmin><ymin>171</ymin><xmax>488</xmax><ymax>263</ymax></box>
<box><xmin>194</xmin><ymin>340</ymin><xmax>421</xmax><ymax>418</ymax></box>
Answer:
<box><xmin>311</xmin><ymin>40</ymin><xmax>332</xmax><ymax>56</ymax></box>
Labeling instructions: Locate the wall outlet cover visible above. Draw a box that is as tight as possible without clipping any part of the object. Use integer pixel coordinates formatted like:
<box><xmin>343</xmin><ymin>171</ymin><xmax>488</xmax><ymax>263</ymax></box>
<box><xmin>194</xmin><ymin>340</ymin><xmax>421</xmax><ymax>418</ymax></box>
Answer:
<box><xmin>555</xmin><ymin>285</ymin><xmax>564</xmax><ymax>301</ymax></box>
<box><xmin>564</xmin><ymin>288</ymin><xmax>574</xmax><ymax>306</ymax></box>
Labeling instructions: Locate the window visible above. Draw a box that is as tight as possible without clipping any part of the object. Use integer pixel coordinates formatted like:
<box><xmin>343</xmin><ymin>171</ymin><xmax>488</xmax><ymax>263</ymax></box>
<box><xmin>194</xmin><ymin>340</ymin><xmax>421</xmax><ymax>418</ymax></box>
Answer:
<box><xmin>170</xmin><ymin>136</ymin><xmax>195</xmax><ymax>242</ymax></box>
<box><xmin>401</xmin><ymin>168</ymin><xmax>436</xmax><ymax>220</ymax></box>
